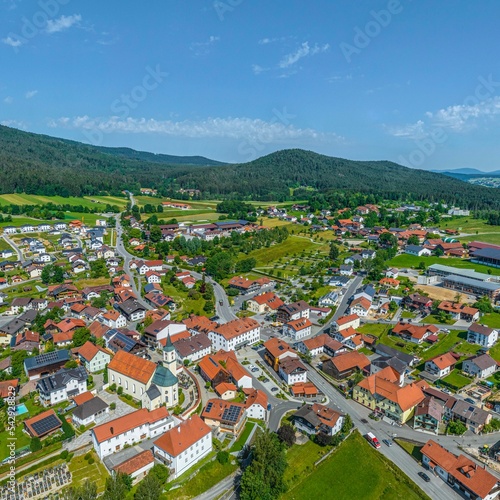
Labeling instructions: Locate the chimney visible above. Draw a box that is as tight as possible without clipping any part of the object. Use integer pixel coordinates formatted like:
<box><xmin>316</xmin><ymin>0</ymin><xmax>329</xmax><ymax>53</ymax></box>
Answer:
<box><xmin>178</xmin><ymin>426</ymin><xmax>181</xmax><ymax>433</ymax></box>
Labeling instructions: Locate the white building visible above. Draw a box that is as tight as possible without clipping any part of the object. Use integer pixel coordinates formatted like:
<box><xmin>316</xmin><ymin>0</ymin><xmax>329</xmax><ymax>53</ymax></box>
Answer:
<box><xmin>278</xmin><ymin>358</ymin><xmax>308</xmax><ymax>385</ymax></box>
<box><xmin>153</xmin><ymin>415</ymin><xmax>212</xmax><ymax>479</ymax></box>
<box><xmin>99</xmin><ymin>310</ymin><xmax>127</xmax><ymax>329</ymax></box>
<box><xmin>208</xmin><ymin>317</ymin><xmax>260</xmax><ymax>351</ymax></box>
<box><xmin>91</xmin><ymin>407</ymin><xmax>176</xmax><ymax>459</ymax></box>
<box><xmin>36</xmin><ymin>367</ymin><xmax>87</xmax><ymax>406</ymax></box>
<box><xmin>467</xmin><ymin>323</ymin><xmax>499</xmax><ymax>348</ymax></box>
<box><xmin>283</xmin><ymin>318</ymin><xmax>312</xmax><ymax>341</ymax></box>
<box><xmin>244</xmin><ymin>389</ymin><xmax>268</xmax><ymax>421</ymax></box>
<box><xmin>77</xmin><ymin>341</ymin><xmax>111</xmax><ymax>373</ymax></box>
<box><xmin>72</xmin><ymin>396</ymin><xmax>109</xmax><ymax>427</ymax></box>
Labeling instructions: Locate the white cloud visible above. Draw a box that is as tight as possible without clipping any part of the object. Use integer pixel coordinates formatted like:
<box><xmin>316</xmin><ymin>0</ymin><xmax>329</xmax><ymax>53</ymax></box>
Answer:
<box><xmin>388</xmin><ymin>96</ymin><xmax>500</xmax><ymax>139</ymax></box>
<box><xmin>1</xmin><ymin>119</ymin><xmax>27</xmax><ymax>130</ymax></box>
<box><xmin>279</xmin><ymin>42</ymin><xmax>329</xmax><ymax>69</ymax></box>
<box><xmin>48</xmin><ymin>115</ymin><xmax>344</xmax><ymax>143</ymax></box>
<box><xmin>252</xmin><ymin>64</ymin><xmax>267</xmax><ymax>75</ymax></box>
<box><xmin>190</xmin><ymin>35</ymin><xmax>220</xmax><ymax>56</ymax></box>
<box><xmin>2</xmin><ymin>36</ymin><xmax>23</xmax><ymax>47</ymax></box>
<box><xmin>3</xmin><ymin>96</ymin><xmax>13</xmax><ymax>104</ymax></box>
<box><xmin>25</xmin><ymin>90</ymin><xmax>38</xmax><ymax>99</ymax></box>
<box><xmin>45</xmin><ymin>14</ymin><xmax>82</xmax><ymax>34</ymax></box>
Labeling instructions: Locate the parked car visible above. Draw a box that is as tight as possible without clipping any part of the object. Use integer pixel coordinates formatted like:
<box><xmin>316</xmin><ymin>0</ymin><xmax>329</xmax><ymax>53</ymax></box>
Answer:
<box><xmin>251</xmin><ymin>368</ymin><xmax>259</xmax><ymax>373</ymax></box>
<box><xmin>271</xmin><ymin>387</ymin><xmax>279</xmax><ymax>392</ymax></box>
<box><xmin>418</xmin><ymin>472</ymin><xmax>431</xmax><ymax>482</ymax></box>
<box><xmin>382</xmin><ymin>439</ymin><xmax>393</xmax><ymax>447</ymax></box>
<box><xmin>263</xmin><ymin>378</ymin><xmax>270</xmax><ymax>383</ymax></box>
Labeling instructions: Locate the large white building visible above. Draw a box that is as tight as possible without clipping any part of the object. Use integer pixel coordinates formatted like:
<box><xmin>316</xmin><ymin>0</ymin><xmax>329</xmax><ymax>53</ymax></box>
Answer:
<box><xmin>91</xmin><ymin>407</ymin><xmax>176</xmax><ymax>459</ymax></box>
<box><xmin>208</xmin><ymin>317</ymin><xmax>260</xmax><ymax>351</ymax></box>
<box><xmin>153</xmin><ymin>415</ymin><xmax>212</xmax><ymax>479</ymax></box>
<box><xmin>467</xmin><ymin>323</ymin><xmax>499</xmax><ymax>348</ymax></box>
<box><xmin>283</xmin><ymin>318</ymin><xmax>312</xmax><ymax>341</ymax></box>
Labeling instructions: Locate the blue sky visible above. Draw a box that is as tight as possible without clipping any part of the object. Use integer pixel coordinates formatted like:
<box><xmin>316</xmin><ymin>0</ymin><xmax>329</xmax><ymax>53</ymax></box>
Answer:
<box><xmin>1</xmin><ymin>0</ymin><xmax>500</xmax><ymax>169</ymax></box>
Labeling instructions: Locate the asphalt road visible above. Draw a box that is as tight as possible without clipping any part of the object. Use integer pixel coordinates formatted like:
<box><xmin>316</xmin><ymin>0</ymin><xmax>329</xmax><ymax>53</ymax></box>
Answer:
<box><xmin>2</xmin><ymin>234</ymin><xmax>24</xmax><ymax>262</ymax></box>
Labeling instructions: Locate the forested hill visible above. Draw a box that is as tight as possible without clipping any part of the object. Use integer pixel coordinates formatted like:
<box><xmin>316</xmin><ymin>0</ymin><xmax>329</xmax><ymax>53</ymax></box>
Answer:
<box><xmin>0</xmin><ymin>125</ymin><xmax>498</xmax><ymax>209</ymax></box>
<box><xmin>92</xmin><ymin>145</ymin><xmax>225</xmax><ymax>166</ymax></box>
<box><xmin>175</xmin><ymin>149</ymin><xmax>500</xmax><ymax>208</ymax></box>
<box><xmin>0</xmin><ymin>125</ymin><xmax>218</xmax><ymax>196</ymax></box>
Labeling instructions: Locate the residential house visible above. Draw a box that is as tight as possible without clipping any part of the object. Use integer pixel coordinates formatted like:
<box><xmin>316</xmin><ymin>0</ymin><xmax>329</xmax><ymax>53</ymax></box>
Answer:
<box><xmin>36</xmin><ymin>367</ymin><xmax>87</xmax><ymax>406</ymax></box>
<box><xmin>201</xmin><ymin>399</ymin><xmax>247</xmax><ymax>436</ymax></box>
<box><xmin>116</xmin><ymin>298</ymin><xmax>146</xmax><ymax>322</ymax></box>
<box><xmin>24</xmin><ymin>409</ymin><xmax>62</xmax><ymax>439</ymax></box>
<box><xmin>91</xmin><ymin>407</ymin><xmax>175</xmax><ymax>459</ymax></box>
<box><xmin>462</xmin><ymin>353</ymin><xmax>498</xmax><ymax>379</ymax></box>
<box><xmin>173</xmin><ymin>333</ymin><xmax>212</xmax><ymax>364</ymax></box>
<box><xmin>438</xmin><ymin>301</ymin><xmax>480</xmax><ymax>322</ymax></box>
<box><xmin>332</xmin><ymin>314</ymin><xmax>360</xmax><ymax>332</ymax></box>
<box><xmin>450</xmin><ymin>400</ymin><xmax>492</xmax><ymax>434</ymax></box>
<box><xmin>246</xmin><ymin>292</ymin><xmax>284</xmax><ymax>314</ymax></box>
<box><xmin>353</xmin><ymin>366</ymin><xmax>425</xmax><ymax>423</ymax></box>
<box><xmin>244</xmin><ymin>389</ymin><xmax>268</xmax><ymax>420</ymax></box>
<box><xmin>24</xmin><ymin>350</ymin><xmax>70</xmax><ymax>380</ymax></box>
<box><xmin>276</xmin><ymin>301</ymin><xmax>310</xmax><ymax>324</ymax></box>
<box><xmin>72</xmin><ymin>396</ymin><xmax>109</xmax><ymax>427</ymax></box>
<box><xmin>413</xmin><ymin>396</ymin><xmax>444</xmax><ymax>434</ymax></box>
<box><xmin>421</xmin><ymin>440</ymin><xmax>500</xmax><ymax>499</ymax></box>
<box><xmin>99</xmin><ymin>310</ymin><xmax>127</xmax><ymax>329</ymax></box>
<box><xmin>278</xmin><ymin>357</ymin><xmax>308</xmax><ymax>385</ymax></box>
<box><xmin>77</xmin><ymin>341</ymin><xmax>111</xmax><ymax>373</ymax></box>
<box><xmin>264</xmin><ymin>338</ymin><xmax>298</xmax><ymax>371</ymax></box>
<box><xmin>322</xmin><ymin>351</ymin><xmax>370</xmax><ymax>380</ymax></box>
<box><xmin>392</xmin><ymin>322</ymin><xmax>439</xmax><ymax>344</ymax></box>
<box><xmin>349</xmin><ymin>297</ymin><xmax>372</xmax><ymax>317</ymax></box>
<box><xmin>297</xmin><ymin>334</ymin><xmax>346</xmax><ymax>358</ymax></box>
<box><xmin>283</xmin><ymin>318</ymin><xmax>312</xmax><ymax>341</ymax></box>
<box><xmin>113</xmin><ymin>450</ymin><xmax>155</xmax><ymax>485</ymax></box>
<box><xmin>293</xmin><ymin>403</ymin><xmax>344</xmax><ymax>437</ymax></box>
<box><xmin>153</xmin><ymin>415</ymin><xmax>212</xmax><ymax>479</ymax></box>
<box><xmin>424</xmin><ymin>352</ymin><xmax>457</xmax><ymax>378</ymax></box>
<box><xmin>405</xmin><ymin>245</ymin><xmax>432</xmax><ymax>257</ymax></box>
<box><xmin>198</xmin><ymin>350</ymin><xmax>252</xmax><ymax>389</ymax></box>
<box><xmin>467</xmin><ymin>323</ymin><xmax>499</xmax><ymax>348</ymax></box>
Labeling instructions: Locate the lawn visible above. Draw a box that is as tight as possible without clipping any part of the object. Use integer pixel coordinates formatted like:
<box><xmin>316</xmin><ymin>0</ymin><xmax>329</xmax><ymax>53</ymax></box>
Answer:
<box><xmin>0</xmin><ymin>422</ymin><xmax>31</xmax><ymax>460</ymax></box>
<box><xmin>0</xmin><ymin>193</ymin><xmax>125</xmax><ymax>210</ymax></box>
<box><xmin>230</xmin><ymin>422</ymin><xmax>255</xmax><ymax>452</ymax></box>
<box><xmin>424</xmin><ymin>314</ymin><xmax>455</xmax><ymax>325</ymax></box>
<box><xmin>246</xmin><ymin>236</ymin><xmax>321</xmax><ymax>267</ymax></box>
<box><xmin>164</xmin><ymin>458</ymin><xmax>237</xmax><ymax>499</ymax></box>
<box><xmin>162</xmin><ymin>284</ymin><xmax>209</xmax><ymax>317</ymax></box>
<box><xmin>68</xmin><ymin>452</ymin><xmax>109</xmax><ymax>494</ymax></box>
<box><xmin>285</xmin><ymin>432</ymin><xmax>430</xmax><ymax>500</ymax></box>
<box><xmin>396</xmin><ymin>439</ymin><xmax>424</xmax><ymax>463</ymax></box>
<box><xmin>387</xmin><ymin>254</ymin><xmax>500</xmax><ymax>276</ymax></box>
<box><xmin>441</xmin><ymin>369</ymin><xmax>472</xmax><ymax>390</ymax></box>
<box><xmin>134</xmin><ymin>196</ymin><xmax>220</xmax><ymax>210</ymax></box>
<box><xmin>481</xmin><ymin>312</ymin><xmax>500</xmax><ymax>329</ymax></box>
<box><xmin>401</xmin><ymin>311</ymin><xmax>416</xmax><ymax>319</ymax></box>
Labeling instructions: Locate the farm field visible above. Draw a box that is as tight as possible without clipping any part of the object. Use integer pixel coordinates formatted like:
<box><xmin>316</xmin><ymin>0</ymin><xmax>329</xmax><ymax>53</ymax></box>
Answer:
<box><xmin>134</xmin><ymin>196</ymin><xmax>219</xmax><ymax>209</ymax></box>
<box><xmin>0</xmin><ymin>193</ymin><xmax>125</xmax><ymax>209</ymax></box>
<box><xmin>285</xmin><ymin>432</ymin><xmax>429</xmax><ymax>500</ymax></box>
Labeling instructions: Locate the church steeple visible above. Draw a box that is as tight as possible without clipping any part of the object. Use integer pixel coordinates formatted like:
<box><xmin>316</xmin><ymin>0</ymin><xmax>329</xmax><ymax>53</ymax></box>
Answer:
<box><xmin>163</xmin><ymin>333</ymin><xmax>176</xmax><ymax>373</ymax></box>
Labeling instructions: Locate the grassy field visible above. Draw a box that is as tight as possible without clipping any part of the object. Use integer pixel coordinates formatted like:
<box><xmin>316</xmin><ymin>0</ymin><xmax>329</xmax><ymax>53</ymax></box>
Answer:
<box><xmin>396</xmin><ymin>439</ymin><xmax>424</xmax><ymax>463</ymax></box>
<box><xmin>230</xmin><ymin>423</ymin><xmax>255</xmax><ymax>452</ymax></box>
<box><xmin>387</xmin><ymin>254</ymin><xmax>500</xmax><ymax>276</ymax></box>
<box><xmin>68</xmin><ymin>452</ymin><xmax>109</xmax><ymax>495</ymax></box>
<box><xmin>285</xmin><ymin>432</ymin><xmax>430</xmax><ymax>500</ymax></box>
<box><xmin>246</xmin><ymin>236</ymin><xmax>322</xmax><ymax>267</ymax></box>
<box><xmin>424</xmin><ymin>314</ymin><xmax>455</xmax><ymax>325</ymax></box>
<box><xmin>441</xmin><ymin>369</ymin><xmax>472</xmax><ymax>389</ymax></box>
<box><xmin>0</xmin><ymin>193</ymin><xmax>126</xmax><ymax>209</ymax></box>
<box><xmin>162</xmin><ymin>283</ymin><xmax>209</xmax><ymax>317</ymax></box>
<box><xmin>481</xmin><ymin>312</ymin><xmax>500</xmax><ymax>328</ymax></box>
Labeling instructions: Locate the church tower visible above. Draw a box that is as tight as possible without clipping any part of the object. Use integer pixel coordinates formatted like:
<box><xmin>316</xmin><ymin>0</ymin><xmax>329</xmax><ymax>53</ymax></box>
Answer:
<box><xmin>163</xmin><ymin>333</ymin><xmax>176</xmax><ymax>374</ymax></box>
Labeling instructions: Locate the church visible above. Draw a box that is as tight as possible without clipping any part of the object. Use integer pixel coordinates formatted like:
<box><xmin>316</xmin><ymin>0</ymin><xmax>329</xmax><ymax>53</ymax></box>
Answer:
<box><xmin>107</xmin><ymin>335</ymin><xmax>179</xmax><ymax>409</ymax></box>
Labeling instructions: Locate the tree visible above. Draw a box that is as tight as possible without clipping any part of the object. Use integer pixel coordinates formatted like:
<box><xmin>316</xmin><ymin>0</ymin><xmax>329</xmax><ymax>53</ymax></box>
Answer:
<box><xmin>205</xmin><ymin>251</ymin><xmax>233</xmax><ymax>280</ymax></box>
<box><xmin>30</xmin><ymin>437</ymin><xmax>42</xmax><ymax>452</ymax></box>
<box><xmin>90</xmin><ymin>258</ymin><xmax>109</xmax><ymax>278</ymax></box>
<box><xmin>150</xmin><ymin>225</ymin><xmax>162</xmax><ymax>243</ymax></box>
<box><xmin>329</xmin><ymin>242</ymin><xmax>339</xmax><ymax>261</ymax></box>
<box><xmin>148</xmin><ymin>463</ymin><xmax>169</xmax><ymax>484</ymax></box>
<box><xmin>72</xmin><ymin>327</ymin><xmax>91</xmax><ymax>347</ymax></box>
<box><xmin>473</xmin><ymin>295</ymin><xmax>494</xmax><ymax>313</ymax></box>
<box><xmin>235</xmin><ymin>257</ymin><xmax>257</xmax><ymax>273</ymax></box>
<box><xmin>316</xmin><ymin>432</ymin><xmax>333</xmax><ymax>447</ymax></box>
<box><xmin>447</xmin><ymin>420</ymin><xmax>467</xmax><ymax>435</ymax></box>
<box><xmin>341</xmin><ymin>414</ymin><xmax>353</xmax><ymax>433</ymax></box>
<box><xmin>240</xmin><ymin>431</ymin><xmax>287</xmax><ymax>500</ymax></box>
<box><xmin>217</xmin><ymin>450</ymin><xmax>230</xmax><ymax>464</ymax></box>
<box><xmin>41</xmin><ymin>264</ymin><xmax>64</xmax><ymax>284</ymax></box>
<box><xmin>134</xmin><ymin>473</ymin><xmax>162</xmax><ymax>500</ymax></box>
<box><xmin>65</xmin><ymin>480</ymin><xmax>97</xmax><ymax>500</ymax></box>
<box><xmin>103</xmin><ymin>472</ymin><xmax>132</xmax><ymax>500</ymax></box>
<box><xmin>407</xmin><ymin>235</ymin><xmax>419</xmax><ymax>245</ymax></box>
<box><xmin>277</xmin><ymin>424</ymin><xmax>295</xmax><ymax>447</ymax></box>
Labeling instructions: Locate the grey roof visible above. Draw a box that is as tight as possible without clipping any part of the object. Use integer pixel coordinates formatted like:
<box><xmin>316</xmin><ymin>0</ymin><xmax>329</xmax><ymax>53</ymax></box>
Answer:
<box><xmin>443</xmin><ymin>275</ymin><xmax>500</xmax><ymax>291</ymax></box>
<box><xmin>471</xmin><ymin>247</ymin><xmax>500</xmax><ymax>261</ymax></box>
<box><xmin>24</xmin><ymin>349</ymin><xmax>70</xmax><ymax>371</ymax></box>
<box><xmin>18</xmin><ymin>309</ymin><xmax>37</xmax><ymax>323</ymax></box>
<box><xmin>464</xmin><ymin>353</ymin><xmax>497</xmax><ymax>371</ymax></box>
<box><xmin>173</xmin><ymin>333</ymin><xmax>211</xmax><ymax>357</ymax></box>
<box><xmin>72</xmin><ymin>396</ymin><xmax>108</xmax><ymax>421</ymax></box>
<box><xmin>0</xmin><ymin>318</ymin><xmax>27</xmax><ymax>335</ymax></box>
<box><xmin>36</xmin><ymin>367</ymin><xmax>87</xmax><ymax>395</ymax></box>
<box><xmin>145</xmin><ymin>384</ymin><xmax>161</xmax><ymax>400</ymax></box>
<box><xmin>117</xmin><ymin>298</ymin><xmax>146</xmax><ymax>316</ymax></box>
<box><xmin>428</xmin><ymin>263</ymin><xmax>493</xmax><ymax>282</ymax></box>
<box><xmin>371</xmin><ymin>356</ymin><xmax>407</xmax><ymax>375</ymax></box>
<box><xmin>415</xmin><ymin>396</ymin><xmax>444</xmax><ymax>421</ymax></box>
<box><xmin>468</xmin><ymin>323</ymin><xmax>496</xmax><ymax>336</ymax></box>
<box><xmin>405</xmin><ymin>245</ymin><xmax>425</xmax><ymax>253</ymax></box>
<box><xmin>374</xmin><ymin>344</ymin><xmax>416</xmax><ymax>365</ymax></box>
<box><xmin>451</xmin><ymin>399</ymin><xmax>490</xmax><ymax>425</ymax></box>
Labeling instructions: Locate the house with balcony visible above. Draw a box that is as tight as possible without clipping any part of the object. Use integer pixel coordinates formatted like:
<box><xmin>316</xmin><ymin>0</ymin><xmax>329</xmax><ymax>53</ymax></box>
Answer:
<box><xmin>424</xmin><ymin>353</ymin><xmax>457</xmax><ymax>379</ymax></box>
<box><xmin>36</xmin><ymin>367</ymin><xmax>87</xmax><ymax>406</ymax></box>
<box><xmin>201</xmin><ymin>399</ymin><xmax>247</xmax><ymax>436</ymax></box>
<box><xmin>293</xmin><ymin>403</ymin><xmax>344</xmax><ymax>437</ymax></box>
<box><xmin>467</xmin><ymin>323</ymin><xmax>498</xmax><ymax>348</ymax></box>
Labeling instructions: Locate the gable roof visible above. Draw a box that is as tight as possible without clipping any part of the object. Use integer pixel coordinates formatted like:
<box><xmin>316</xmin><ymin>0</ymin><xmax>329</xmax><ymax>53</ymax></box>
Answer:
<box><xmin>114</xmin><ymin>450</ymin><xmax>154</xmax><ymax>476</ymax></box>
<box><xmin>107</xmin><ymin>350</ymin><xmax>156</xmax><ymax>384</ymax></box>
<box><xmin>427</xmin><ymin>352</ymin><xmax>457</xmax><ymax>370</ymax></box>
<box><xmin>329</xmin><ymin>351</ymin><xmax>370</xmax><ymax>373</ymax></box>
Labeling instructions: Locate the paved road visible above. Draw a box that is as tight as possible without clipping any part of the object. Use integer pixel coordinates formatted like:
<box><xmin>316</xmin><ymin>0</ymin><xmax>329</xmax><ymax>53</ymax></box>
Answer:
<box><xmin>332</xmin><ymin>275</ymin><xmax>363</xmax><ymax>321</ymax></box>
<box><xmin>2</xmin><ymin>234</ymin><xmax>24</xmax><ymax>262</ymax></box>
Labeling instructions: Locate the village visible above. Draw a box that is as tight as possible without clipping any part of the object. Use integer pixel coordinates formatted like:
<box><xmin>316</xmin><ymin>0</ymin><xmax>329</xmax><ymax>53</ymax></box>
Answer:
<box><xmin>3</xmin><ymin>193</ymin><xmax>500</xmax><ymax>499</ymax></box>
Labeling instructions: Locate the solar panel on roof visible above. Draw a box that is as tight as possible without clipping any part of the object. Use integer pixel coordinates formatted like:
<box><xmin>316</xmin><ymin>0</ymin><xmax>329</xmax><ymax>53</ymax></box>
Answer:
<box><xmin>31</xmin><ymin>414</ymin><xmax>61</xmax><ymax>436</ymax></box>
<box><xmin>35</xmin><ymin>351</ymin><xmax>60</xmax><ymax>365</ymax></box>
<box><xmin>206</xmin><ymin>402</ymin><xmax>213</xmax><ymax>412</ymax></box>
